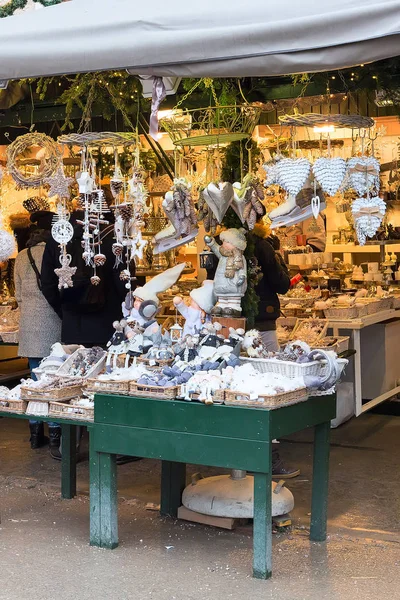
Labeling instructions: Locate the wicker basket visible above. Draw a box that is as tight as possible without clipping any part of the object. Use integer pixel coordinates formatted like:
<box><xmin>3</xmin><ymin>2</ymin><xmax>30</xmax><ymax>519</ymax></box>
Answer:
<box><xmin>55</xmin><ymin>348</ymin><xmax>106</xmax><ymax>379</ymax></box>
<box><xmin>85</xmin><ymin>379</ymin><xmax>130</xmax><ymax>395</ymax></box>
<box><xmin>324</xmin><ymin>306</ymin><xmax>359</xmax><ymax>320</ymax></box>
<box><xmin>289</xmin><ymin>318</ymin><xmax>328</xmax><ymax>344</ymax></box>
<box><xmin>49</xmin><ymin>400</ymin><xmax>94</xmax><ymax>422</ymax></box>
<box><xmin>129</xmin><ymin>382</ymin><xmax>179</xmax><ymax>399</ymax></box>
<box><xmin>378</xmin><ymin>297</ymin><xmax>393</xmax><ymax>311</ymax></box>
<box><xmin>392</xmin><ymin>296</ymin><xmax>400</xmax><ymax>310</ymax></box>
<box><xmin>311</xmin><ymin>336</ymin><xmax>350</xmax><ymax>354</ymax></box>
<box><xmin>239</xmin><ymin>356</ymin><xmax>322</xmax><ymax>379</ymax></box>
<box><xmin>186</xmin><ymin>389</ymin><xmax>225</xmax><ymax>404</ymax></box>
<box><xmin>224</xmin><ymin>387</ymin><xmax>308</xmax><ymax>409</ymax></box>
<box><xmin>0</xmin><ymin>331</ymin><xmax>19</xmax><ymax>344</ymax></box>
<box><xmin>20</xmin><ymin>384</ymin><xmax>83</xmax><ymax>402</ymax></box>
<box><xmin>0</xmin><ymin>398</ymin><xmax>27</xmax><ymax>414</ymax></box>
<box><xmin>137</xmin><ymin>357</ymin><xmax>174</xmax><ymax>369</ymax></box>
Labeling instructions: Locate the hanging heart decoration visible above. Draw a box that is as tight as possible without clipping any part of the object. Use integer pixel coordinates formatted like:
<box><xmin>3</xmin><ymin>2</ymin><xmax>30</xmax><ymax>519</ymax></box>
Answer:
<box><xmin>352</xmin><ymin>196</ymin><xmax>386</xmax><ymax>245</ymax></box>
<box><xmin>230</xmin><ymin>182</ymin><xmax>246</xmax><ymax>224</ymax></box>
<box><xmin>347</xmin><ymin>157</ymin><xmax>380</xmax><ymax>196</ymax></box>
<box><xmin>277</xmin><ymin>158</ymin><xmax>311</xmax><ymax>196</ymax></box>
<box><xmin>311</xmin><ymin>195</ymin><xmax>321</xmax><ymax>220</ymax></box>
<box><xmin>262</xmin><ymin>160</ymin><xmax>281</xmax><ymax>187</ymax></box>
<box><xmin>312</xmin><ymin>157</ymin><xmax>346</xmax><ymax>197</ymax></box>
<box><xmin>202</xmin><ymin>182</ymin><xmax>234</xmax><ymax>223</ymax></box>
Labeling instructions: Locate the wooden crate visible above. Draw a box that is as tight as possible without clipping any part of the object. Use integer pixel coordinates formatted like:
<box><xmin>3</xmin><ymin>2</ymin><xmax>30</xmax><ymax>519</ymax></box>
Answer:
<box><xmin>20</xmin><ymin>384</ymin><xmax>83</xmax><ymax>402</ymax></box>
<box><xmin>129</xmin><ymin>382</ymin><xmax>179</xmax><ymax>399</ymax></box>
<box><xmin>212</xmin><ymin>317</ymin><xmax>246</xmax><ymax>338</ymax></box>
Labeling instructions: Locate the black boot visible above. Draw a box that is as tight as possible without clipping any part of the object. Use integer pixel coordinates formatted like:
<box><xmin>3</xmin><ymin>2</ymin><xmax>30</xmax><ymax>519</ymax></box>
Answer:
<box><xmin>29</xmin><ymin>422</ymin><xmax>48</xmax><ymax>450</ymax></box>
<box><xmin>49</xmin><ymin>426</ymin><xmax>62</xmax><ymax>461</ymax></box>
<box><xmin>272</xmin><ymin>446</ymin><xmax>300</xmax><ymax>479</ymax></box>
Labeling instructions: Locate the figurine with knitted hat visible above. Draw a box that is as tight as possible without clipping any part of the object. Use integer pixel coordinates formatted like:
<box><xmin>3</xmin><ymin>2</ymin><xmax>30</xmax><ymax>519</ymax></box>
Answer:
<box><xmin>173</xmin><ymin>280</ymin><xmax>216</xmax><ymax>337</ymax></box>
<box><xmin>122</xmin><ymin>263</ymin><xmax>186</xmax><ymax>326</ymax></box>
<box><xmin>204</xmin><ymin>228</ymin><xmax>247</xmax><ymax>317</ymax></box>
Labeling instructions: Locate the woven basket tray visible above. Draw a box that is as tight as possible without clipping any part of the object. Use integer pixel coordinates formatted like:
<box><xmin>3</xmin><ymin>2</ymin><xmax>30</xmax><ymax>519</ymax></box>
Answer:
<box><xmin>20</xmin><ymin>384</ymin><xmax>83</xmax><ymax>402</ymax></box>
<box><xmin>239</xmin><ymin>356</ymin><xmax>322</xmax><ymax>379</ymax></box>
<box><xmin>0</xmin><ymin>398</ymin><xmax>27</xmax><ymax>414</ymax></box>
<box><xmin>324</xmin><ymin>306</ymin><xmax>359</xmax><ymax>320</ymax></box>
<box><xmin>224</xmin><ymin>388</ymin><xmax>308</xmax><ymax>409</ymax></box>
<box><xmin>137</xmin><ymin>357</ymin><xmax>174</xmax><ymax>369</ymax></box>
<box><xmin>186</xmin><ymin>389</ymin><xmax>225</xmax><ymax>404</ymax></box>
<box><xmin>49</xmin><ymin>400</ymin><xmax>94</xmax><ymax>422</ymax></box>
<box><xmin>289</xmin><ymin>318</ymin><xmax>328</xmax><ymax>344</ymax></box>
<box><xmin>310</xmin><ymin>336</ymin><xmax>350</xmax><ymax>354</ymax></box>
<box><xmin>129</xmin><ymin>382</ymin><xmax>179</xmax><ymax>399</ymax></box>
<box><xmin>85</xmin><ymin>379</ymin><xmax>130</xmax><ymax>395</ymax></box>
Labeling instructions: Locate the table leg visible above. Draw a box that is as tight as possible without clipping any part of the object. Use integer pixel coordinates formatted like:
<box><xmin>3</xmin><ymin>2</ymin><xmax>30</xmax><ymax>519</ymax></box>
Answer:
<box><xmin>90</xmin><ymin>440</ymin><xmax>118</xmax><ymax>549</ymax></box>
<box><xmin>253</xmin><ymin>471</ymin><xmax>272</xmax><ymax>579</ymax></box>
<box><xmin>310</xmin><ymin>421</ymin><xmax>330</xmax><ymax>542</ymax></box>
<box><xmin>353</xmin><ymin>329</ymin><xmax>363</xmax><ymax>417</ymax></box>
<box><xmin>61</xmin><ymin>424</ymin><xmax>76</xmax><ymax>499</ymax></box>
<box><xmin>160</xmin><ymin>461</ymin><xmax>186</xmax><ymax>518</ymax></box>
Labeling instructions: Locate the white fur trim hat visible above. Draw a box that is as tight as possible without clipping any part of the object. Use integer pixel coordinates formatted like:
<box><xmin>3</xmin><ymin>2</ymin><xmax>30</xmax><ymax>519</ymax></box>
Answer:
<box><xmin>220</xmin><ymin>228</ymin><xmax>247</xmax><ymax>251</ymax></box>
<box><xmin>190</xmin><ymin>280</ymin><xmax>216</xmax><ymax>314</ymax></box>
<box><xmin>134</xmin><ymin>263</ymin><xmax>185</xmax><ymax>305</ymax></box>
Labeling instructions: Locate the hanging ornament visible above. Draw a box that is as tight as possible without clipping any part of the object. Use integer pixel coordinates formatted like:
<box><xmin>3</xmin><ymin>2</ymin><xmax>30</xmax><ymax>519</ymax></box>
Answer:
<box><xmin>54</xmin><ymin>252</ymin><xmax>77</xmax><ymax>289</ymax></box>
<box><xmin>262</xmin><ymin>159</ymin><xmax>281</xmax><ymax>187</ymax></box>
<box><xmin>347</xmin><ymin>157</ymin><xmax>380</xmax><ymax>196</ymax></box>
<box><xmin>201</xmin><ymin>182</ymin><xmax>234</xmax><ymax>223</ymax></box>
<box><xmin>130</xmin><ymin>230</ymin><xmax>147</xmax><ymax>260</ymax></box>
<box><xmin>312</xmin><ymin>157</ymin><xmax>346</xmax><ymax>197</ymax></box>
<box><xmin>90</xmin><ymin>275</ymin><xmax>101</xmax><ymax>286</ymax></box>
<box><xmin>110</xmin><ymin>148</ymin><xmax>124</xmax><ymax>199</ymax></box>
<box><xmin>197</xmin><ymin>193</ymin><xmax>219</xmax><ymax>233</ymax></box>
<box><xmin>277</xmin><ymin>158</ymin><xmax>311</xmax><ymax>196</ymax></box>
<box><xmin>76</xmin><ymin>171</ymin><xmax>95</xmax><ymax>194</ymax></box>
<box><xmin>94</xmin><ymin>253</ymin><xmax>107</xmax><ymax>266</ymax></box>
<box><xmin>233</xmin><ymin>175</ymin><xmax>265</xmax><ymax>230</ymax></box>
<box><xmin>44</xmin><ymin>166</ymin><xmax>74</xmax><ymax>199</ymax></box>
<box><xmin>352</xmin><ymin>196</ymin><xmax>386</xmax><ymax>245</ymax></box>
<box><xmin>0</xmin><ymin>217</ymin><xmax>16</xmax><ymax>262</ymax></box>
<box><xmin>51</xmin><ymin>219</ymin><xmax>74</xmax><ymax>245</ymax></box>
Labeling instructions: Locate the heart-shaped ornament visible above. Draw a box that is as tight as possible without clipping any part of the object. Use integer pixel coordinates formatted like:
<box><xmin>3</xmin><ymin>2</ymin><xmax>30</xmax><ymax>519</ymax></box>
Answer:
<box><xmin>347</xmin><ymin>156</ymin><xmax>380</xmax><ymax>196</ymax></box>
<box><xmin>312</xmin><ymin>157</ymin><xmax>346</xmax><ymax>196</ymax></box>
<box><xmin>277</xmin><ymin>158</ymin><xmax>311</xmax><ymax>196</ymax></box>
<box><xmin>202</xmin><ymin>182</ymin><xmax>234</xmax><ymax>223</ymax></box>
<box><xmin>311</xmin><ymin>195</ymin><xmax>321</xmax><ymax>219</ymax></box>
<box><xmin>231</xmin><ymin>183</ymin><xmax>246</xmax><ymax>224</ymax></box>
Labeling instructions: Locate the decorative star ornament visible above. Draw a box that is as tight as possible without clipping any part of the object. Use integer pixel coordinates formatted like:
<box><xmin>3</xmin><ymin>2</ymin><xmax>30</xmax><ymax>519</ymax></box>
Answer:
<box><xmin>131</xmin><ymin>231</ymin><xmax>147</xmax><ymax>259</ymax></box>
<box><xmin>44</xmin><ymin>167</ymin><xmax>74</xmax><ymax>199</ymax></box>
<box><xmin>55</xmin><ymin>253</ymin><xmax>77</xmax><ymax>289</ymax></box>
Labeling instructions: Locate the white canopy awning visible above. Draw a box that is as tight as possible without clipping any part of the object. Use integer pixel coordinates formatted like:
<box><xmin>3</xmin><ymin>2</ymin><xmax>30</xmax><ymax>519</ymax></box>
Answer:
<box><xmin>0</xmin><ymin>0</ymin><xmax>399</xmax><ymax>80</ymax></box>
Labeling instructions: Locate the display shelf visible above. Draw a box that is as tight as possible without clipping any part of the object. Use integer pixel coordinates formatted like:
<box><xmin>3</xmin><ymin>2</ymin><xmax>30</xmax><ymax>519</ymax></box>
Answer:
<box><xmin>326</xmin><ymin>243</ymin><xmax>400</xmax><ymax>254</ymax></box>
<box><xmin>327</xmin><ymin>309</ymin><xmax>400</xmax><ymax>330</ymax></box>
<box><xmin>136</xmin><ymin>267</ymin><xmax>195</xmax><ymax>277</ymax></box>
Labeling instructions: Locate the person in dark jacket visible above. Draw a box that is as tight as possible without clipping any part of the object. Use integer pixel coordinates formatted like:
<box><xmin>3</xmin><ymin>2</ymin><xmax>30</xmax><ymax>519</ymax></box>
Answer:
<box><xmin>253</xmin><ymin>219</ymin><xmax>291</xmax><ymax>352</ymax></box>
<box><xmin>41</xmin><ymin>211</ymin><xmax>128</xmax><ymax>346</ymax></box>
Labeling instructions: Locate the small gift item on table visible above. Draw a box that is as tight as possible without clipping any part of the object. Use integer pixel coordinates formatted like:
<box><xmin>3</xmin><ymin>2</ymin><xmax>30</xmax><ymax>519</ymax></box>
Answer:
<box><xmin>0</xmin><ymin>384</ymin><xmax>27</xmax><ymax>414</ymax></box>
<box><xmin>55</xmin><ymin>347</ymin><xmax>105</xmax><ymax>379</ymax></box>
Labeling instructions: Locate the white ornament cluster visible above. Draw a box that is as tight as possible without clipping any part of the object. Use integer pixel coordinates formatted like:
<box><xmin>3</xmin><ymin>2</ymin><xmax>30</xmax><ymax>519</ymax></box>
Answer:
<box><xmin>312</xmin><ymin>157</ymin><xmax>347</xmax><ymax>196</ymax></box>
<box><xmin>352</xmin><ymin>196</ymin><xmax>386</xmax><ymax>245</ymax></box>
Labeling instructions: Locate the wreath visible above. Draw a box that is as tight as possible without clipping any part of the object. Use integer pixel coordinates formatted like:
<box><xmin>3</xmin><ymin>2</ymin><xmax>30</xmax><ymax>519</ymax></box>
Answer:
<box><xmin>0</xmin><ymin>0</ymin><xmax>63</xmax><ymax>19</ymax></box>
<box><xmin>6</xmin><ymin>132</ymin><xmax>61</xmax><ymax>188</ymax></box>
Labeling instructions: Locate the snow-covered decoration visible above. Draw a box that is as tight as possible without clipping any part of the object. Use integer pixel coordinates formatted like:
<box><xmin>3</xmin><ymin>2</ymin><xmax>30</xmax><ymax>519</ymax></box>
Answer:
<box><xmin>276</xmin><ymin>158</ymin><xmax>311</xmax><ymax>196</ymax></box>
<box><xmin>312</xmin><ymin>157</ymin><xmax>346</xmax><ymax>196</ymax></box>
<box><xmin>352</xmin><ymin>196</ymin><xmax>386</xmax><ymax>245</ymax></box>
<box><xmin>347</xmin><ymin>156</ymin><xmax>380</xmax><ymax>196</ymax></box>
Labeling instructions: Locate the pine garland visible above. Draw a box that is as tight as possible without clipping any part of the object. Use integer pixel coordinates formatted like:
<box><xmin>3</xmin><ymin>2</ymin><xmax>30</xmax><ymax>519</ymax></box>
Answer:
<box><xmin>0</xmin><ymin>0</ymin><xmax>63</xmax><ymax>19</ymax></box>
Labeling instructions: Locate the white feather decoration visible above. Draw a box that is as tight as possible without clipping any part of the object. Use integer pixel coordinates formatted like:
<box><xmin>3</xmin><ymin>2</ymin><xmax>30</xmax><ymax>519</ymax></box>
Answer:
<box><xmin>352</xmin><ymin>196</ymin><xmax>386</xmax><ymax>245</ymax></box>
<box><xmin>276</xmin><ymin>158</ymin><xmax>311</xmax><ymax>196</ymax></box>
<box><xmin>312</xmin><ymin>157</ymin><xmax>346</xmax><ymax>196</ymax></box>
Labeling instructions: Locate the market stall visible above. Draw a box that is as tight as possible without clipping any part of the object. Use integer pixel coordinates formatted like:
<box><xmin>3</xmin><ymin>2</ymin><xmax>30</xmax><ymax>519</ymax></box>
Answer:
<box><xmin>0</xmin><ymin>0</ymin><xmax>399</xmax><ymax>584</ymax></box>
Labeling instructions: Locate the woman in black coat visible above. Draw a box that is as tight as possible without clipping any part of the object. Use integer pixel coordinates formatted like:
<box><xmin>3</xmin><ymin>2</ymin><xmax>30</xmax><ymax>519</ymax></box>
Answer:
<box><xmin>41</xmin><ymin>211</ymin><xmax>128</xmax><ymax>346</ymax></box>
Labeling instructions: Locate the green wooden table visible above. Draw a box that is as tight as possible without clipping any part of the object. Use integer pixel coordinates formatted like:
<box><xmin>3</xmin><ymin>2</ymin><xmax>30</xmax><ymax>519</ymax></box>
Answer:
<box><xmin>0</xmin><ymin>411</ymin><xmax>90</xmax><ymax>499</ymax></box>
<box><xmin>90</xmin><ymin>394</ymin><xmax>336</xmax><ymax>579</ymax></box>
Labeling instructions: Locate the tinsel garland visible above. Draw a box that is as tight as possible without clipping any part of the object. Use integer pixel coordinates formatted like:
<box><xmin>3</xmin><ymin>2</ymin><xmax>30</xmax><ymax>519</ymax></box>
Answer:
<box><xmin>0</xmin><ymin>0</ymin><xmax>62</xmax><ymax>19</ymax></box>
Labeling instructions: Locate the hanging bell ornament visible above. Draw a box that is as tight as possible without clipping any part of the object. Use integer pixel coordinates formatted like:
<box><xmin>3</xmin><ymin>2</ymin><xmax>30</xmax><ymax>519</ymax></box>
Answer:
<box><xmin>94</xmin><ymin>253</ymin><xmax>106</xmax><ymax>266</ymax></box>
<box><xmin>90</xmin><ymin>275</ymin><xmax>101</xmax><ymax>286</ymax></box>
<box><xmin>112</xmin><ymin>242</ymin><xmax>123</xmax><ymax>256</ymax></box>
<box><xmin>82</xmin><ymin>250</ymin><xmax>93</xmax><ymax>262</ymax></box>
